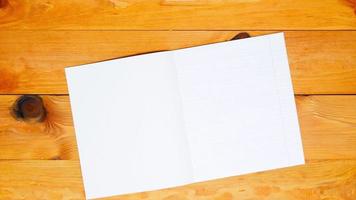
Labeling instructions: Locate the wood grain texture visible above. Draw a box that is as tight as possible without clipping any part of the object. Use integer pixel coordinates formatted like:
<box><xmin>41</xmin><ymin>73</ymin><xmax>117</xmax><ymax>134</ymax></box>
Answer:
<box><xmin>0</xmin><ymin>160</ymin><xmax>355</xmax><ymax>200</ymax></box>
<box><xmin>0</xmin><ymin>31</ymin><xmax>356</xmax><ymax>94</ymax></box>
<box><xmin>296</xmin><ymin>96</ymin><xmax>356</xmax><ymax>160</ymax></box>
<box><xmin>0</xmin><ymin>160</ymin><xmax>84</xmax><ymax>199</ymax></box>
<box><xmin>0</xmin><ymin>0</ymin><xmax>356</xmax><ymax>30</ymax></box>
<box><xmin>0</xmin><ymin>95</ymin><xmax>356</xmax><ymax>161</ymax></box>
<box><xmin>0</xmin><ymin>95</ymin><xmax>77</xmax><ymax>160</ymax></box>
<box><xmin>1</xmin><ymin>0</ymin><xmax>355</xmax><ymax>199</ymax></box>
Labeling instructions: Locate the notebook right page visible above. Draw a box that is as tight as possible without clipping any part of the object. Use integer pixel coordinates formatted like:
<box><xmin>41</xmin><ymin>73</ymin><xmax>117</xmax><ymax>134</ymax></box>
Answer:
<box><xmin>173</xmin><ymin>33</ymin><xmax>304</xmax><ymax>182</ymax></box>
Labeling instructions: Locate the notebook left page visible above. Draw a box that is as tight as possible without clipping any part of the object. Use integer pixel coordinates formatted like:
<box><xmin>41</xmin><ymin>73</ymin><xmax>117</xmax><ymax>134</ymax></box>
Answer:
<box><xmin>65</xmin><ymin>52</ymin><xmax>192</xmax><ymax>199</ymax></box>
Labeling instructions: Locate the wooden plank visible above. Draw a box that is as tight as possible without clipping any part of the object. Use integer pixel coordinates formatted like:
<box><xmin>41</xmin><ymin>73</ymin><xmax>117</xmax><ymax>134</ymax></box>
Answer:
<box><xmin>297</xmin><ymin>96</ymin><xmax>356</xmax><ymax>160</ymax></box>
<box><xmin>0</xmin><ymin>95</ymin><xmax>356</xmax><ymax>160</ymax></box>
<box><xmin>287</xmin><ymin>31</ymin><xmax>356</xmax><ymax>94</ymax></box>
<box><xmin>0</xmin><ymin>95</ymin><xmax>78</xmax><ymax>160</ymax></box>
<box><xmin>0</xmin><ymin>160</ymin><xmax>84</xmax><ymax>199</ymax></box>
<box><xmin>0</xmin><ymin>31</ymin><xmax>356</xmax><ymax>94</ymax></box>
<box><xmin>0</xmin><ymin>0</ymin><xmax>356</xmax><ymax>30</ymax></box>
<box><xmin>0</xmin><ymin>160</ymin><xmax>355</xmax><ymax>199</ymax></box>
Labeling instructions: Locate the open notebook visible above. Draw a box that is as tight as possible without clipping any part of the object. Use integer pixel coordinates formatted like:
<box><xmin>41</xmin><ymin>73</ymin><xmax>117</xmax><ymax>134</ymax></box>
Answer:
<box><xmin>65</xmin><ymin>33</ymin><xmax>304</xmax><ymax>199</ymax></box>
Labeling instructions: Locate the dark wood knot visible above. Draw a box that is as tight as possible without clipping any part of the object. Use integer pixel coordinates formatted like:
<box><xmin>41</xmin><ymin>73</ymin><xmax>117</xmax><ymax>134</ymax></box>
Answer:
<box><xmin>231</xmin><ymin>32</ymin><xmax>251</xmax><ymax>40</ymax></box>
<box><xmin>12</xmin><ymin>95</ymin><xmax>47</xmax><ymax>122</ymax></box>
<box><xmin>0</xmin><ymin>0</ymin><xmax>9</xmax><ymax>8</ymax></box>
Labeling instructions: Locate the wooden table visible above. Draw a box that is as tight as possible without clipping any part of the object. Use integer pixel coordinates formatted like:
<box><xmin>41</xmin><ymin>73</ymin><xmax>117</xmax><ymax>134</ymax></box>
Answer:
<box><xmin>1</xmin><ymin>0</ymin><xmax>356</xmax><ymax>199</ymax></box>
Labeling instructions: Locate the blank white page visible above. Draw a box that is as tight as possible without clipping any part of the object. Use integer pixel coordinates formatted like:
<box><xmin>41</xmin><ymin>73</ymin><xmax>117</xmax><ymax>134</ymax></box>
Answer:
<box><xmin>66</xmin><ymin>32</ymin><xmax>304</xmax><ymax>199</ymax></box>
<box><xmin>66</xmin><ymin>52</ymin><xmax>193</xmax><ymax>199</ymax></box>
<box><xmin>173</xmin><ymin>33</ymin><xmax>304</xmax><ymax>182</ymax></box>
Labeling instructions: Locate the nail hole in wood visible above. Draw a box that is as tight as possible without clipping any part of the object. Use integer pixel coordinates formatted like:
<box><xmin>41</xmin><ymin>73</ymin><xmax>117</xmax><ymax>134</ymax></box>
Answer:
<box><xmin>11</xmin><ymin>95</ymin><xmax>47</xmax><ymax>122</ymax></box>
<box><xmin>231</xmin><ymin>32</ymin><xmax>251</xmax><ymax>40</ymax></box>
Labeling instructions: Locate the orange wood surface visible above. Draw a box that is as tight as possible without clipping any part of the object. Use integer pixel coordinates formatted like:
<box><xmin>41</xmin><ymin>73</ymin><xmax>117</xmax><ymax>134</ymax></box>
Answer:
<box><xmin>0</xmin><ymin>0</ymin><xmax>355</xmax><ymax>199</ymax></box>
<box><xmin>1</xmin><ymin>95</ymin><xmax>356</xmax><ymax>161</ymax></box>
<box><xmin>0</xmin><ymin>31</ymin><xmax>356</xmax><ymax>95</ymax></box>
<box><xmin>1</xmin><ymin>0</ymin><xmax>356</xmax><ymax>30</ymax></box>
<box><xmin>0</xmin><ymin>160</ymin><xmax>355</xmax><ymax>200</ymax></box>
